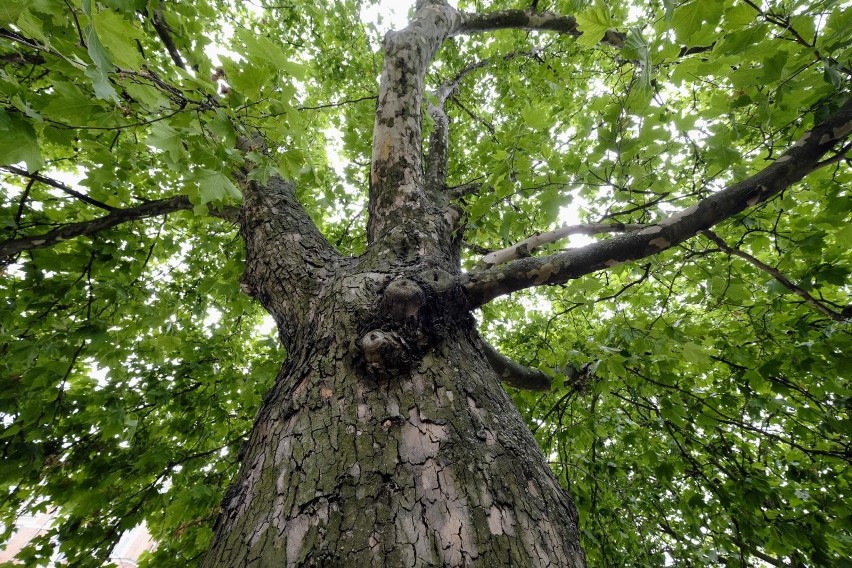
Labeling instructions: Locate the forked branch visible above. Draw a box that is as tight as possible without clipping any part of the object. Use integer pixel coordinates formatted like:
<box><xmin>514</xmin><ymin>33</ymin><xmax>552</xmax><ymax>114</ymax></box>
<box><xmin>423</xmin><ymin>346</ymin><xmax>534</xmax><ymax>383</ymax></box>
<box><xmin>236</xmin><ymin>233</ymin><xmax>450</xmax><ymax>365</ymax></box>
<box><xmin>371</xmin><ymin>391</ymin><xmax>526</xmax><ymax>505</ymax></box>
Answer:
<box><xmin>463</xmin><ymin>99</ymin><xmax>852</xmax><ymax>307</ymax></box>
<box><xmin>368</xmin><ymin>1</ymin><xmax>629</xmax><ymax>251</ymax></box>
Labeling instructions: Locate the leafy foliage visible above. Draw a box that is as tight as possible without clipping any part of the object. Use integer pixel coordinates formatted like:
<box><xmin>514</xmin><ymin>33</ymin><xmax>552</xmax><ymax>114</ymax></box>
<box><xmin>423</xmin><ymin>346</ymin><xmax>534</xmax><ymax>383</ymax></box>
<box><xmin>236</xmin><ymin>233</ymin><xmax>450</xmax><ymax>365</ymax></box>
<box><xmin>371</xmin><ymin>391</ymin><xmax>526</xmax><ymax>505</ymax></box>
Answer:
<box><xmin>1</xmin><ymin>0</ymin><xmax>850</xmax><ymax>566</ymax></box>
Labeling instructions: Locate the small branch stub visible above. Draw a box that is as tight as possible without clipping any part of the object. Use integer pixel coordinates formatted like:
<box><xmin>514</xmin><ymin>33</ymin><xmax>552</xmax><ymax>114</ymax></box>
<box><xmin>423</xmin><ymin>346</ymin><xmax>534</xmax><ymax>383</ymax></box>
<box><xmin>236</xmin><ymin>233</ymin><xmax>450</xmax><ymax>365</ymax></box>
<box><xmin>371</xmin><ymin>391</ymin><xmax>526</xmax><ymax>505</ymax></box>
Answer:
<box><xmin>359</xmin><ymin>329</ymin><xmax>411</xmax><ymax>378</ymax></box>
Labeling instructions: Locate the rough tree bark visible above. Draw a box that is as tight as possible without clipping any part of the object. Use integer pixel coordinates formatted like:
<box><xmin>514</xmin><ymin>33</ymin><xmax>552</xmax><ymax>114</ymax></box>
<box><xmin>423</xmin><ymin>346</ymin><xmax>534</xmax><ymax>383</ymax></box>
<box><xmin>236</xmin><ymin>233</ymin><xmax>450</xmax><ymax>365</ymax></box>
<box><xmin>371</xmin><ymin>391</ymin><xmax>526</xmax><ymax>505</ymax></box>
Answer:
<box><xmin>200</xmin><ymin>3</ymin><xmax>593</xmax><ymax>565</ymax></box>
<box><xmin>196</xmin><ymin>2</ymin><xmax>852</xmax><ymax>566</ymax></box>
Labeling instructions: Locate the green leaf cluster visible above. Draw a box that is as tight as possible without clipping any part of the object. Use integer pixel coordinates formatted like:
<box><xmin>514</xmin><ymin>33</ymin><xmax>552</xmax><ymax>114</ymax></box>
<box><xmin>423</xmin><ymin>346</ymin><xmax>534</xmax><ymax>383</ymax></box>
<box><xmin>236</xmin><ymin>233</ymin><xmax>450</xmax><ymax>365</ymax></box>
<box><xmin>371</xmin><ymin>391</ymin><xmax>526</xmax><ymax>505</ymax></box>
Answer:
<box><xmin>1</xmin><ymin>0</ymin><xmax>850</xmax><ymax>565</ymax></box>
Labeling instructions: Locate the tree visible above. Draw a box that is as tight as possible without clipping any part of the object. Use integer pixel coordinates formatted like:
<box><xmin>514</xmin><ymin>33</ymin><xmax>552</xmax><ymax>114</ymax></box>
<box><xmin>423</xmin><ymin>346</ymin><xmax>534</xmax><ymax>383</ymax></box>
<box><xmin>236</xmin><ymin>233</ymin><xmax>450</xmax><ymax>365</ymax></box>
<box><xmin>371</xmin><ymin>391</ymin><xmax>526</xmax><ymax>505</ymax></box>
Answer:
<box><xmin>0</xmin><ymin>0</ymin><xmax>850</xmax><ymax>565</ymax></box>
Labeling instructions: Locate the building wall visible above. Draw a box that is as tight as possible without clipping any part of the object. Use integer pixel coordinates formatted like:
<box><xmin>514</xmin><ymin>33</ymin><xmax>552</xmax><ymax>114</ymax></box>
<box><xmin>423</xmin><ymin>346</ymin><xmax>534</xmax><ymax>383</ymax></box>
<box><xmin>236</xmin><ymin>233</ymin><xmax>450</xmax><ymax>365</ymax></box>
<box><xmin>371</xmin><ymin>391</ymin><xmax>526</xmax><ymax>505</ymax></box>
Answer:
<box><xmin>0</xmin><ymin>509</ymin><xmax>154</xmax><ymax>566</ymax></box>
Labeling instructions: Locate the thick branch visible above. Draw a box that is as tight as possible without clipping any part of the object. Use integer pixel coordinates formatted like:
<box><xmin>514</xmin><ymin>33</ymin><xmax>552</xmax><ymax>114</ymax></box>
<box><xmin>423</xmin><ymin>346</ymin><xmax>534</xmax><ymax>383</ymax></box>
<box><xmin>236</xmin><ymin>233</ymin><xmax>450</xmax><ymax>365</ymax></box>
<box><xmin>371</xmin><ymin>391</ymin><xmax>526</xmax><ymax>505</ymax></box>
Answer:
<box><xmin>239</xmin><ymin>177</ymin><xmax>340</xmax><ymax>347</ymax></box>
<box><xmin>1</xmin><ymin>196</ymin><xmax>239</xmax><ymax>258</ymax></box>
<box><xmin>702</xmin><ymin>230</ymin><xmax>846</xmax><ymax>322</ymax></box>
<box><xmin>424</xmin><ymin>112</ymin><xmax>449</xmax><ymax>192</ymax></box>
<box><xmin>463</xmin><ymin>99</ymin><xmax>852</xmax><ymax>308</ymax></box>
<box><xmin>369</xmin><ymin>2</ymin><xmax>625</xmax><ymax>255</ymax></box>
<box><xmin>448</xmin><ymin>180</ymin><xmax>485</xmax><ymax>200</ymax></box>
<box><xmin>425</xmin><ymin>100</ymin><xmax>451</xmax><ymax>192</ymax></box>
<box><xmin>0</xmin><ymin>196</ymin><xmax>195</xmax><ymax>258</ymax></box>
<box><xmin>368</xmin><ymin>2</ymin><xmax>460</xmax><ymax>248</ymax></box>
<box><xmin>480</xmin><ymin>222</ymin><xmax>646</xmax><ymax>266</ymax></box>
<box><xmin>426</xmin><ymin>52</ymin><xmax>530</xmax><ymax>191</ymax></box>
<box><xmin>425</xmin><ymin>58</ymin><xmax>489</xmax><ymax>191</ymax></box>
<box><xmin>480</xmin><ymin>338</ymin><xmax>551</xmax><ymax>391</ymax></box>
<box><xmin>454</xmin><ymin>10</ymin><xmax>625</xmax><ymax>47</ymax></box>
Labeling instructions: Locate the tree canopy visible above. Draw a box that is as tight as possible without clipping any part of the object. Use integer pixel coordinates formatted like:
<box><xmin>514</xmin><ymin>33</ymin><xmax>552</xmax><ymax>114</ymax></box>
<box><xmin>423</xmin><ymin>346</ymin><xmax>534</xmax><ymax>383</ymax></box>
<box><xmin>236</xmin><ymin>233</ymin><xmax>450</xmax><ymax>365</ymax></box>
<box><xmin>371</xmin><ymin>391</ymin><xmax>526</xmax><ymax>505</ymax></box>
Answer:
<box><xmin>1</xmin><ymin>0</ymin><xmax>851</xmax><ymax>566</ymax></box>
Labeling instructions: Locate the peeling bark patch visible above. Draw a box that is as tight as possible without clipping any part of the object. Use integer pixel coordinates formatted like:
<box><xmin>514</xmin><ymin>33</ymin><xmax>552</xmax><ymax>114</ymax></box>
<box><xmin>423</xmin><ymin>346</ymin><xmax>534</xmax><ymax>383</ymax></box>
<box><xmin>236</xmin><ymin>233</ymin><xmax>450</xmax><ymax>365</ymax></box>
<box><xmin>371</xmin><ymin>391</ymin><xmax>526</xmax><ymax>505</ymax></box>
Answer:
<box><xmin>833</xmin><ymin>120</ymin><xmax>852</xmax><ymax>140</ymax></box>
<box><xmin>417</xmin><ymin>460</ymin><xmax>478</xmax><ymax>565</ymax></box>
<box><xmin>648</xmin><ymin>237</ymin><xmax>671</xmax><ymax>250</ymax></box>
<box><xmin>659</xmin><ymin>204</ymin><xmax>698</xmax><ymax>227</ymax></box>
<box><xmin>527</xmin><ymin>479</ymin><xmax>540</xmax><ymax>497</ymax></box>
<box><xmin>604</xmin><ymin>259</ymin><xmax>624</xmax><ymax>267</ymax></box>
<box><xmin>348</xmin><ymin>462</ymin><xmax>361</xmax><ymax>481</ymax></box>
<box><xmin>487</xmin><ymin>505</ymin><xmax>516</xmax><ymax>536</ymax></box>
<box><xmin>638</xmin><ymin>225</ymin><xmax>663</xmax><ymax>235</ymax></box>
<box><xmin>792</xmin><ymin>131</ymin><xmax>811</xmax><ymax>147</ymax></box>
<box><xmin>400</xmin><ymin>406</ymin><xmax>446</xmax><ymax>464</ymax></box>
<box><xmin>487</xmin><ymin>506</ymin><xmax>504</xmax><ymax>535</ymax></box>
<box><xmin>746</xmin><ymin>195</ymin><xmax>761</xmax><ymax>206</ymax></box>
<box><xmin>285</xmin><ymin>514</ymin><xmax>310</xmax><ymax>566</ymax></box>
<box><xmin>528</xmin><ymin>262</ymin><xmax>558</xmax><ymax>285</ymax></box>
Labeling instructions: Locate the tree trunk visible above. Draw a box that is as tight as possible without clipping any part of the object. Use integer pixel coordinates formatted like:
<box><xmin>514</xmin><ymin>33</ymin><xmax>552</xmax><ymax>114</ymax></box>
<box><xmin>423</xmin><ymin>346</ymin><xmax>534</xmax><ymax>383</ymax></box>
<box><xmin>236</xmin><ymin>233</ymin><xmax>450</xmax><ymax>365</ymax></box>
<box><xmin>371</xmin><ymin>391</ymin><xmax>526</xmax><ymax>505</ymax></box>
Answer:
<box><xmin>201</xmin><ymin>254</ymin><xmax>585</xmax><ymax>567</ymax></box>
<box><xmin>201</xmin><ymin>4</ymin><xmax>596</xmax><ymax>565</ymax></box>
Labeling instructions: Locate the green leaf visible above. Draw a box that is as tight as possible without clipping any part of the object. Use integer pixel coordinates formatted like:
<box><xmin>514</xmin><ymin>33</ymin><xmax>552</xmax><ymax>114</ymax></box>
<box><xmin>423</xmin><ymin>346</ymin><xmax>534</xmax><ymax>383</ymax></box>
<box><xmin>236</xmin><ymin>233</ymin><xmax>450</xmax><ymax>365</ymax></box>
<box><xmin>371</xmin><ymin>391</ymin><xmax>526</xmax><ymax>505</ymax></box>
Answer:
<box><xmin>575</xmin><ymin>1</ymin><xmax>613</xmax><ymax>47</ymax></box>
<box><xmin>824</xmin><ymin>61</ymin><xmax>845</xmax><ymax>90</ymax></box>
<box><xmin>93</xmin><ymin>9</ymin><xmax>144</xmax><ymax>69</ymax></box>
<box><xmin>15</xmin><ymin>9</ymin><xmax>49</xmax><ymax>44</ymax></box>
<box><xmin>0</xmin><ymin>109</ymin><xmax>43</xmax><ymax>172</ymax></box>
<box><xmin>42</xmin><ymin>82</ymin><xmax>107</xmax><ymax>123</ymax></box>
<box><xmin>0</xmin><ymin>0</ymin><xmax>25</xmax><ymax>24</ymax></box>
<box><xmin>623</xmin><ymin>28</ymin><xmax>651</xmax><ymax>89</ymax></box>
<box><xmin>235</xmin><ymin>28</ymin><xmax>304</xmax><ymax>79</ymax></box>
<box><xmin>718</xmin><ymin>25</ymin><xmax>769</xmax><ymax>55</ymax></box>
<box><xmin>192</xmin><ymin>168</ymin><xmax>241</xmax><ymax>205</ymax></box>
<box><xmin>521</xmin><ymin>105</ymin><xmax>550</xmax><ymax>130</ymax></box>
<box><xmin>834</xmin><ymin>224</ymin><xmax>852</xmax><ymax>248</ymax></box>
<box><xmin>724</xmin><ymin>3</ymin><xmax>755</xmax><ymax>29</ymax></box>
<box><xmin>221</xmin><ymin>60</ymin><xmax>270</xmax><ymax>99</ymax></box>
<box><xmin>208</xmin><ymin>109</ymin><xmax>237</xmax><ymax>146</ymax></box>
<box><xmin>84</xmin><ymin>66</ymin><xmax>119</xmax><ymax>102</ymax></box>
<box><xmin>124</xmin><ymin>82</ymin><xmax>170</xmax><ymax>110</ymax></box>
<box><xmin>681</xmin><ymin>342</ymin><xmax>716</xmax><ymax>366</ymax></box>
<box><xmin>145</xmin><ymin>121</ymin><xmax>187</xmax><ymax>162</ymax></box>
<box><xmin>761</xmin><ymin>50</ymin><xmax>788</xmax><ymax>83</ymax></box>
<box><xmin>85</xmin><ymin>23</ymin><xmax>113</xmax><ymax>71</ymax></box>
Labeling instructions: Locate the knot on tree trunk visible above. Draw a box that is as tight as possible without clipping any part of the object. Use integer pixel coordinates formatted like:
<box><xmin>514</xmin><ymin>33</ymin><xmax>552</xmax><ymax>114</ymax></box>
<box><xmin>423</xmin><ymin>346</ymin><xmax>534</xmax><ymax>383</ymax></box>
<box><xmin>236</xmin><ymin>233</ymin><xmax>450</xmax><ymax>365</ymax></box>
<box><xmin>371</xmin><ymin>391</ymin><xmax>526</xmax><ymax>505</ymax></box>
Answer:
<box><xmin>359</xmin><ymin>329</ymin><xmax>412</xmax><ymax>377</ymax></box>
<box><xmin>356</xmin><ymin>269</ymin><xmax>472</xmax><ymax>380</ymax></box>
<box><xmin>380</xmin><ymin>278</ymin><xmax>425</xmax><ymax>327</ymax></box>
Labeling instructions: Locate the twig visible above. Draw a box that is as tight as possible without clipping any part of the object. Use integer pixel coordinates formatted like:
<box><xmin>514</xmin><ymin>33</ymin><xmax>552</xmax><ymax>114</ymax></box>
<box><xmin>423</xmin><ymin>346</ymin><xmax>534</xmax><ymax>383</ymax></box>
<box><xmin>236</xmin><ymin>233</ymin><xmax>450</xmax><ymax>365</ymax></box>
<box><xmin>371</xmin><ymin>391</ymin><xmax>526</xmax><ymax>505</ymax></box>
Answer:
<box><xmin>3</xmin><ymin>166</ymin><xmax>116</xmax><ymax>212</ymax></box>
<box><xmin>702</xmin><ymin>230</ymin><xmax>846</xmax><ymax>321</ymax></box>
<box><xmin>150</xmin><ymin>5</ymin><xmax>187</xmax><ymax>69</ymax></box>
<box><xmin>297</xmin><ymin>95</ymin><xmax>377</xmax><ymax>111</ymax></box>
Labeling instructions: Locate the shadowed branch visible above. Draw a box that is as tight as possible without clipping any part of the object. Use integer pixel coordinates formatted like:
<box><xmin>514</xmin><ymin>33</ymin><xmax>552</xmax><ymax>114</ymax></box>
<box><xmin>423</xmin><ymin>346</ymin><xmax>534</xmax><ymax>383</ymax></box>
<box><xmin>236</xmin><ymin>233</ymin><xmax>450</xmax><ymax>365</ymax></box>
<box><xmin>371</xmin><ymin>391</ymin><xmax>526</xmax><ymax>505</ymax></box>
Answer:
<box><xmin>480</xmin><ymin>338</ymin><xmax>552</xmax><ymax>391</ymax></box>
